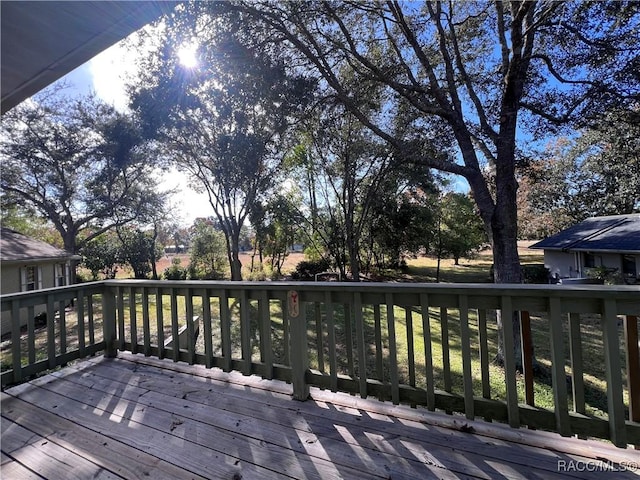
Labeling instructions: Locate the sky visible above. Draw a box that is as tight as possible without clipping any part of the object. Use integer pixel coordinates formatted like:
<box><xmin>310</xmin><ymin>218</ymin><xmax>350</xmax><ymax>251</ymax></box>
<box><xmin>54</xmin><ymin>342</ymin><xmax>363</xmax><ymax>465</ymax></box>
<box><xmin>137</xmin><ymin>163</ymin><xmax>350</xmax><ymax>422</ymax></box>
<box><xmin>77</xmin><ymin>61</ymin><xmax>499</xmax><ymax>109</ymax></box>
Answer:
<box><xmin>55</xmin><ymin>37</ymin><xmax>214</xmax><ymax>227</ymax></box>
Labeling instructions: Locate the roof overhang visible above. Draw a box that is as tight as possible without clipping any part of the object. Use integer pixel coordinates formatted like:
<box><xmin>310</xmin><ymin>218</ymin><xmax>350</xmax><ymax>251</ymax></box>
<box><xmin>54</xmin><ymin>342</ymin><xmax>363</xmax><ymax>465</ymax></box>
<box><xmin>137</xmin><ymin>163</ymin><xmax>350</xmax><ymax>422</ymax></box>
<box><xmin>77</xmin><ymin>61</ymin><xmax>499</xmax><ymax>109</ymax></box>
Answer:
<box><xmin>1</xmin><ymin>1</ymin><xmax>180</xmax><ymax>113</ymax></box>
<box><xmin>535</xmin><ymin>247</ymin><xmax>640</xmax><ymax>255</ymax></box>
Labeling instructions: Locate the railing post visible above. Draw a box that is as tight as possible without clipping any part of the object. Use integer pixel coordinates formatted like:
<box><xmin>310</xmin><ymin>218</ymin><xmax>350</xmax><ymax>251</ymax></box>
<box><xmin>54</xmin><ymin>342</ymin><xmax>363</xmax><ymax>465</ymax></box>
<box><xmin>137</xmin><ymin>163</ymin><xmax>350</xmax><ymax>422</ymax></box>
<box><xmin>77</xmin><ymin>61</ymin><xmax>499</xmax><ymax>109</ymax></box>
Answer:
<box><xmin>289</xmin><ymin>291</ymin><xmax>309</xmax><ymax>401</ymax></box>
<box><xmin>102</xmin><ymin>285</ymin><xmax>118</xmax><ymax>358</ymax></box>
<box><xmin>625</xmin><ymin>315</ymin><xmax>640</xmax><ymax>449</ymax></box>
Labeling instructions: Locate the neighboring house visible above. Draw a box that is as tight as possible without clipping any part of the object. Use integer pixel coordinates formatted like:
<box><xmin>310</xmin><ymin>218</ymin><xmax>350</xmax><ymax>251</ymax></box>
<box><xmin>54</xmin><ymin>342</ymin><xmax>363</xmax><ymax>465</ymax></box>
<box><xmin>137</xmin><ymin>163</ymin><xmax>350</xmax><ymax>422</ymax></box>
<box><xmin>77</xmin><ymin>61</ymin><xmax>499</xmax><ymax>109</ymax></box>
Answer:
<box><xmin>1</xmin><ymin>228</ymin><xmax>81</xmax><ymax>333</ymax></box>
<box><xmin>530</xmin><ymin>214</ymin><xmax>640</xmax><ymax>284</ymax></box>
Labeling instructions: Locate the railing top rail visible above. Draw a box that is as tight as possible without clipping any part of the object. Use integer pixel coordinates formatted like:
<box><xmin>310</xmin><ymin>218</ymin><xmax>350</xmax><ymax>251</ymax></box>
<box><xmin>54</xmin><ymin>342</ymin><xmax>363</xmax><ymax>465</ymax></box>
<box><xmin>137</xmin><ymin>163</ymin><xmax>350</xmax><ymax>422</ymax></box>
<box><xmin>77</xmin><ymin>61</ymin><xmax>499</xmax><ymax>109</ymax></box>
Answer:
<box><xmin>0</xmin><ymin>281</ymin><xmax>105</xmax><ymax>303</ymax></box>
<box><xmin>3</xmin><ymin>279</ymin><xmax>638</xmax><ymax>301</ymax></box>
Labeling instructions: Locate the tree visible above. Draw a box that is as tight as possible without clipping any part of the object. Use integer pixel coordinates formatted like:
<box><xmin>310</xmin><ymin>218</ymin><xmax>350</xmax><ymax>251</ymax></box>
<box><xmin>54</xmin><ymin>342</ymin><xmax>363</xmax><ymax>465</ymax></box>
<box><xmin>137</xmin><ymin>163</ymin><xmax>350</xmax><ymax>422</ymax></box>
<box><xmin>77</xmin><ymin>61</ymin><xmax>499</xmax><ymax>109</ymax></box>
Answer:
<box><xmin>437</xmin><ymin>193</ymin><xmax>488</xmax><ymax>267</ymax></box>
<box><xmin>188</xmin><ymin>218</ymin><xmax>228</xmax><ymax>279</ymax></box>
<box><xmin>251</xmin><ymin>192</ymin><xmax>302</xmax><ymax>277</ymax></box>
<box><xmin>233</xmin><ymin>0</ymin><xmax>638</xmax><ymax>284</ymax></box>
<box><xmin>130</xmin><ymin>4</ymin><xmax>314</xmax><ymax>280</ymax></box>
<box><xmin>521</xmin><ymin>110</ymin><xmax>640</xmax><ymax>236</ymax></box>
<box><xmin>229</xmin><ymin>0</ymin><xmax>638</xmax><ymax>364</ymax></box>
<box><xmin>0</xmin><ymin>88</ymin><xmax>168</xmax><ymax>254</ymax></box>
<box><xmin>80</xmin><ymin>232</ymin><xmax>122</xmax><ymax>280</ymax></box>
<box><xmin>117</xmin><ymin>227</ymin><xmax>163</xmax><ymax>279</ymax></box>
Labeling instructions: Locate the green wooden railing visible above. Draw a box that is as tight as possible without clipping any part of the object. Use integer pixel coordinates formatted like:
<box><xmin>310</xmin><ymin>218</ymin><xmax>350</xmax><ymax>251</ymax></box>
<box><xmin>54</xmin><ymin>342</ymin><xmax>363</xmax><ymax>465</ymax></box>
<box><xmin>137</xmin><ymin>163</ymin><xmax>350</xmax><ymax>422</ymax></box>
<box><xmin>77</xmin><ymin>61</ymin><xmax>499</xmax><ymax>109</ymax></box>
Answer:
<box><xmin>2</xmin><ymin>280</ymin><xmax>639</xmax><ymax>448</ymax></box>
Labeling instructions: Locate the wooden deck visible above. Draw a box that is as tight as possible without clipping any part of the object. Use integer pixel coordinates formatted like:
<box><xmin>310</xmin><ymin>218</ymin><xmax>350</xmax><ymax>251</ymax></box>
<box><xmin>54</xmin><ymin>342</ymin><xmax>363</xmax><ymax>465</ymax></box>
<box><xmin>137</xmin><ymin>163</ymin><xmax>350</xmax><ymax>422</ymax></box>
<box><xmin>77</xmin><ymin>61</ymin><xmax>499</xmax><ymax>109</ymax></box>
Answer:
<box><xmin>2</xmin><ymin>353</ymin><xmax>639</xmax><ymax>480</ymax></box>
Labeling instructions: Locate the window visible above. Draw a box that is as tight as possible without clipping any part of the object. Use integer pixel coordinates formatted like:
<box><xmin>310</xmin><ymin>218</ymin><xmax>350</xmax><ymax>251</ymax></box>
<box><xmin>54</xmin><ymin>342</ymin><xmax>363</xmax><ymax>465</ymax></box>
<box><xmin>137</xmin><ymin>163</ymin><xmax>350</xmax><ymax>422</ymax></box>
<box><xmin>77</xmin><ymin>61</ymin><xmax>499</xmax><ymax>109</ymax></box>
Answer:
<box><xmin>622</xmin><ymin>255</ymin><xmax>637</xmax><ymax>279</ymax></box>
<box><xmin>583</xmin><ymin>253</ymin><xmax>596</xmax><ymax>268</ymax></box>
<box><xmin>20</xmin><ymin>266</ymin><xmax>41</xmax><ymax>291</ymax></box>
<box><xmin>55</xmin><ymin>263</ymin><xmax>68</xmax><ymax>287</ymax></box>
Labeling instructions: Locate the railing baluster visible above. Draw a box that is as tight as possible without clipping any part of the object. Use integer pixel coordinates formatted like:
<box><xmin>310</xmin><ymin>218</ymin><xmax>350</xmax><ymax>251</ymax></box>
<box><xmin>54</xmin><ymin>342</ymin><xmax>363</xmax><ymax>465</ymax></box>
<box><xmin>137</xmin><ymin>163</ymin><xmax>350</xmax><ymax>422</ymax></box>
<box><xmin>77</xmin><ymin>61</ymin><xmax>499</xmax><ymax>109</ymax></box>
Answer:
<box><xmin>282</xmin><ymin>297</ymin><xmax>290</xmax><ymax>366</ymax></box>
<box><xmin>459</xmin><ymin>295</ymin><xmax>474</xmax><ymax>420</ymax></box>
<box><xmin>521</xmin><ymin>310</ymin><xmax>535</xmax><ymax>407</ymax></box>
<box><xmin>129</xmin><ymin>287</ymin><xmax>137</xmax><ymax>354</ymax></box>
<box><xmin>314</xmin><ymin>302</ymin><xmax>324</xmax><ymax>374</ymax></box>
<box><xmin>87</xmin><ymin>294</ymin><xmax>95</xmax><ymax>346</ymax></box>
<box><xmin>440</xmin><ymin>306</ymin><xmax>452</xmax><ymax>394</ymax></box>
<box><xmin>77</xmin><ymin>291</ymin><xmax>85</xmax><ymax>358</ymax></box>
<box><xmin>354</xmin><ymin>292</ymin><xmax>367</xmax><ymax>398</ymax></box>
<box><xmin>59</xmin><ymin>300</ymin><xmax>67</xmax><ymax>356</ymax></box>
<box><xmin>11</xmin><ymin>300</ymin><xmax>22</xmax><ymax>383</ymax></box>
<box><xmin>386</xmin><ymin>293</ymin><xmax>399</xmax><ymax>405</ymax></box>
<box><xmin>344</xmin><ymin>302</ymin><xmax>354</xmax><ymax>377</ymax></box>
<box><xmin>240</xmin><ymin>289</ymin><xmax>251</xmax><ymax>375</ymax></box>
<box><xmin>169</xmin><ymin>288</ymin><xmax>179</xmax><ymax>361</ymax></box>
<box><xmin>47</xmin><ymin>294</ymin><xmax>56</xmax><ymax>369</ymax></box>
<box><xmin>117</xmin><ymin>286</ymin><xmax>125</xmax><ymax>351</ymax></box>
<box><xmin>186</xmin><ymin>288</ymin><xmax>195</xmax><ymax>365</ymax></box>
<box><xmin>406</xmin><ymin>308</ymin><xmax>415</xmax><ymax>389</ymax></box>
<box><xmin>549</xmin><ymin>298</ymin><xmax>570</xmax><ymax>436</ymax></box>
<box><xmin>156</xmin><ymin>288</ymin><xmax>165</xmax><ymax>360</ymax></box>
<box><xmin>102</xmin><ymin>286</ymin><xmax>117</xmax><ymax>358</ymax></box>
<box><xmin>27</xmin><ymin>305</ymin><xmax>35</xmax><ymax>365</ymax></box>
<box><xmin>260</xmin><ymin>292</ymin><xmax>273</xmax><ymax>379</ymax></box>
<box><xmin>325</xmin><ymin>291</ymin><xmax>337</xmax><ymax>392</ymax></box>
<box><xmin>568</xmin><ymin>312</ymin><xmax>585</xmax><ymax>415</ymax></box>
<box><xmin>420</xmin><ymin>294</ymin><xmax>435</xmax><ymax>411</ymax></box>
<box><xmin>220</xmin><ymin>289</ymin><xmax>232</xmax><ymax>372</ymax></box>
<box><xmin>501</xmin><ymin>297</ymin><xmax>519</xmax><ymax>428</ymax></box>
<box><xmin>373</xmin><ymin>304</ymin><xmax>384</xmax><ymax>401</ymax></box>
<box><xmin>142</xmin><ymin>288</ymin><xmax>151</xmax><ymax>357</ymax></box>
<box><xmin>602</xmin><ymin>299</ymin><xmax>627</xmax><ymax>448</ymax></box>
<box><xmin>203</xmin><ymin>290</ymin><xmax>213</xmax><ymax>369</ymax></box>
<box><xmin>477</xmin><ymin>309</ymin><xmax>491</xmax><ymax>402</ymax></box>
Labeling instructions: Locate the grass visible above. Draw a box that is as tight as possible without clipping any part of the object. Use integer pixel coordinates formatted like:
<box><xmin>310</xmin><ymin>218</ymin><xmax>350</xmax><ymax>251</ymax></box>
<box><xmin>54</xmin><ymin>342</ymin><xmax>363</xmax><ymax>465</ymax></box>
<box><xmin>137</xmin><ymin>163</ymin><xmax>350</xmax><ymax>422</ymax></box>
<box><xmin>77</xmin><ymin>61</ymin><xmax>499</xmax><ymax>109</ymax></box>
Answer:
<box><xmin>305</xmin><ymin>302</ymin><xmax>631</xmax><ymax>419</ymax></box>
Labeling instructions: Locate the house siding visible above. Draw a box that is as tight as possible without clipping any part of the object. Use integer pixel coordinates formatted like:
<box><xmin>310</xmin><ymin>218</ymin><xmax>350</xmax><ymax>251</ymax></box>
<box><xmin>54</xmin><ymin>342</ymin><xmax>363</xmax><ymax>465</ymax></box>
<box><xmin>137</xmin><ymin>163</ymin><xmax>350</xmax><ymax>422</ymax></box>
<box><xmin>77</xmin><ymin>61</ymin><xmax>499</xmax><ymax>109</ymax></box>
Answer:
<box><xmin>0</xmin><ymin>260</ymin><xmax>71</xmax><ymax>334</ymax></box>
<box><xmin>543</xmin><ymin>250</ymin><xmax>639</xmax><ymax>283</ymax></box>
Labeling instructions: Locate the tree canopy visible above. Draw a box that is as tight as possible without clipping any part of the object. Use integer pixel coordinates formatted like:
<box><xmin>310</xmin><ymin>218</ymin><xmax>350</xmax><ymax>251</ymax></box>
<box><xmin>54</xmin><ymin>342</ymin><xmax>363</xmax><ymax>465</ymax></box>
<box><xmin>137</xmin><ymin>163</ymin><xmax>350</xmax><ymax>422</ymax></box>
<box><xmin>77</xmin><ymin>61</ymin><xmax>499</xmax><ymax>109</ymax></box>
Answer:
<box><xmin>0</xmin><ymin>89</ymin><xmax>168</xmax><ymax>253</ymax></box>
<box><xmin>130</xmin><ymin>3</ymin><xmax>315</xmax><ymax>279</ymax></box>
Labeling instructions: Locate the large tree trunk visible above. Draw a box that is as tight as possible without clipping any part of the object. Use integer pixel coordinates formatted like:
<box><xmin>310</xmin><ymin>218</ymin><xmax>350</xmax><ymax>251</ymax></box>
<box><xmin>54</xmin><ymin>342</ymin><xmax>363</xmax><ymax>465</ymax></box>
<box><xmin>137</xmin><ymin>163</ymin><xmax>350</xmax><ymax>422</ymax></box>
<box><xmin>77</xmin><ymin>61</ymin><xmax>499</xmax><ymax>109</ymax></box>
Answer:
<box><xmin>229</xmin><ymin>233</ymin><xmax>243</xmax><ymax>281</ymax></box>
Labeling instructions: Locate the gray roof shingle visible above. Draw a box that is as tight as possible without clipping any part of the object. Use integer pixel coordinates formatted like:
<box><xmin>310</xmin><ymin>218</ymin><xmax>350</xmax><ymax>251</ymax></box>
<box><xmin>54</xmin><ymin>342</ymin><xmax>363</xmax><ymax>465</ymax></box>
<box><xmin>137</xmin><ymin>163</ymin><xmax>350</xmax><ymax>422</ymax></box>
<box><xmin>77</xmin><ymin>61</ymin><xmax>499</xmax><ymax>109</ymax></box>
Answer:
<box><xmin>530</xmin><ymin>214</ymin><xmax>640</xmax><ymax>253</ymax></box>
<box><xmin>0</xmin><ymin>228</ymin><xmax>79</xmax><ymax>262</ymax></box>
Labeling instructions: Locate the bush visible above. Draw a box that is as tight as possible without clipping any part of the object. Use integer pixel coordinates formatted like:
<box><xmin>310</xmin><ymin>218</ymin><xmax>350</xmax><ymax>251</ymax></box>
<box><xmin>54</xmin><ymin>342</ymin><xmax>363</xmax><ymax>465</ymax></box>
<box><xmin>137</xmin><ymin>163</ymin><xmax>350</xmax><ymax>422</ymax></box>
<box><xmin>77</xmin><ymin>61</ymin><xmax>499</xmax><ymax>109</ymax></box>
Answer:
<box><xmin>291</xmin><ymin>258</ymin><xmax>331</xmax><ymax>280</ymax></box>
<box><xmin>522</xmin><ymin>264</ymin><xmax>550</xmax><ymax>284</ymax></box>
<box><xmin>163</xmin><ymin>258</ymin><xmax>188</xmax><ymax>280</ymax></box>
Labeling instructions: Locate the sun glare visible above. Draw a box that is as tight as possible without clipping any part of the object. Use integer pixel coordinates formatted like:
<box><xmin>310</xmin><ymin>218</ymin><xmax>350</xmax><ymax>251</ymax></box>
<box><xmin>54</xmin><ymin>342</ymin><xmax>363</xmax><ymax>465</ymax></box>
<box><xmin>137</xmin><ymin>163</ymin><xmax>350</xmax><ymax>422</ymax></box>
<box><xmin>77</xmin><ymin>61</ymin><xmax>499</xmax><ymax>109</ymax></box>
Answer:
<box><xmin>177</xmin><ymin>44</ymin><xmax>198</xmax><ymax>68</ymax></box>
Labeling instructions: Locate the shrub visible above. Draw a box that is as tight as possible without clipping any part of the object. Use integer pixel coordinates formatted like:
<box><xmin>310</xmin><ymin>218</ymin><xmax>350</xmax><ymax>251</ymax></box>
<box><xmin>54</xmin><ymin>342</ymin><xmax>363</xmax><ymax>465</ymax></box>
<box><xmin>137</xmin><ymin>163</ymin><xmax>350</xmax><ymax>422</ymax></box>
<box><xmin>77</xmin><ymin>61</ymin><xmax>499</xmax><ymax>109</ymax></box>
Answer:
<box><xmin>291</xmin><ymin>258</ymin><xmax>331</xmax><ymax>280</ymax></box>
<box><xmin>163</xmin><ymin>258</ymin><xmax>188</xmax><ymax>280</ymax></box>
<box><xmin>522</xmin><ymin>264</ymin><xmax>550</xmax><ymax>284</ymax></box>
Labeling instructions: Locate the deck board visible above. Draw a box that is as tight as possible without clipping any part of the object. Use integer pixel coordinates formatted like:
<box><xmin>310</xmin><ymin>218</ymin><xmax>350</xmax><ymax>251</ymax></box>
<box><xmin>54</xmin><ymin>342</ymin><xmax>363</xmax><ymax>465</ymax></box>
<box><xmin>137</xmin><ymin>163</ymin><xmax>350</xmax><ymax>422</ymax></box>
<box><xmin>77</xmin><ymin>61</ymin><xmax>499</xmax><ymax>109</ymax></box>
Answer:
<box><xmin>2</xmin><ymin>353</ymin><xmax>638</xmax><ymax>479</ymax></box>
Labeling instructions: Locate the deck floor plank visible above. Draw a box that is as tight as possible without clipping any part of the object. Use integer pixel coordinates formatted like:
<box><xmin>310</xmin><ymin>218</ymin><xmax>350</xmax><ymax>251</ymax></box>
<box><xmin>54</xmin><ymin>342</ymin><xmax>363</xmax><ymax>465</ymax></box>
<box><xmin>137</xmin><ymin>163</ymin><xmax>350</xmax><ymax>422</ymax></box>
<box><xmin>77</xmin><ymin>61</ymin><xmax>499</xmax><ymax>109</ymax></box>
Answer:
<box><xmin>61</xmin><ymin>358</ymin><xmax>573</xmax><ymax>479</ymax></box>
<box><xmin>1</xmin><ymin>393</ymin><xmax>208</xmax><ymax>480</ymax></box>
<box><xmin>42</xmin><ymin>362</ymin><xmax>477</xmax><ymax>480</ymax></box>
<box><xmin>2</xmin><ymin>354</ymin><xmax>638</xmax><ymax>480</ymax></box>
<box><xmin>1</xmin><ymin>416</ymin><xmax>121</xmax><ymax>480</ymax></box>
